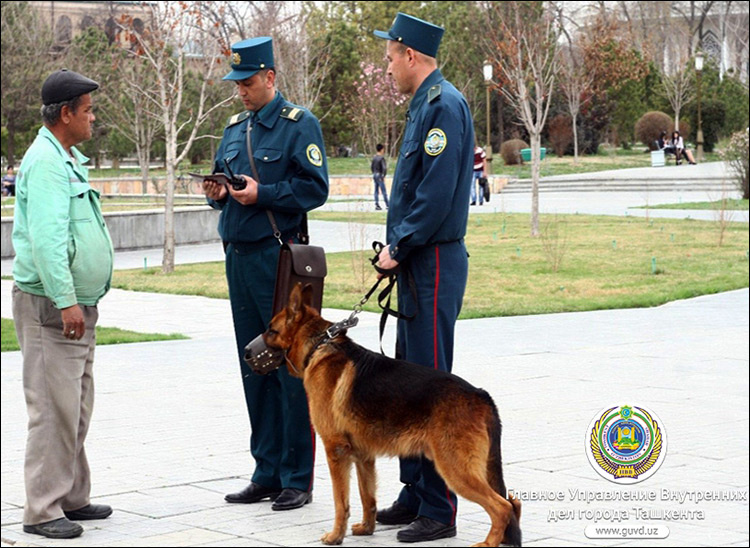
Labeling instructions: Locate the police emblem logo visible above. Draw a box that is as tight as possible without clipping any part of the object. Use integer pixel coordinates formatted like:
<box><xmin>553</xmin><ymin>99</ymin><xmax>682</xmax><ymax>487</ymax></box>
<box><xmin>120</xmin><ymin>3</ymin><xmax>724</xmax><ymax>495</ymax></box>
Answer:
<box><xmin>586</xmin><ymin>405</ymin><xmax>667</xmax><ymax>484</ymax></box>
<box><xmin>232</xmin><ymin>52</ymin><xmax>241</xmax><ymax>66</ymax></box>
<box><xmin>424</xmin><ymin>128</ymin><xmax>447</xmax><ymax>156</ymax></box>
<box><xmin>306</xmin><ymin>144</ymin><xmax>323</xmax><ymax>167</ymax></box>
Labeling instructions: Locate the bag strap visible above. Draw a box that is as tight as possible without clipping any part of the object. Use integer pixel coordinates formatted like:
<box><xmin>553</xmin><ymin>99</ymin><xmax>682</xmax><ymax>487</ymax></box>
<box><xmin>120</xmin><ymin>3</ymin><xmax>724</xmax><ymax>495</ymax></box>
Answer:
<box><xmin>246</xmin><ymin>113</ymin><xmax>310</xmax><ymax>245</ymax></box>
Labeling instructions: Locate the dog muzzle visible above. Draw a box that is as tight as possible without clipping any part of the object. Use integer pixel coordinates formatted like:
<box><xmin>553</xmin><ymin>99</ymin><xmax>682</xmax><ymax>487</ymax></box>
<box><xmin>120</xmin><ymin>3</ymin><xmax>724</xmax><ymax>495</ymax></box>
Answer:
<box><xmin>243</xmin><ymin>334</ymin><xmax>285</xmax><ymax>375</ymax></box>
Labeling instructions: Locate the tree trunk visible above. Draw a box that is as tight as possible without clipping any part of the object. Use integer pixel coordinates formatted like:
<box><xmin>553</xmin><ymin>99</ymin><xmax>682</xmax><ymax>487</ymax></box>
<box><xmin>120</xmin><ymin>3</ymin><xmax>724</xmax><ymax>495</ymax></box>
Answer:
<box><xmin>497</xmin><ymin>93</ymin><xmax>504</xmax><ymax>148</ymax></box>
<box><xmin>162</xmin><ymin>134</ymin><xmax>176</xmax><ymax>274</ymax></box>
<box><xmin>138</xmin><ymin>146</ymin><xmax>149</xmax><ymax>193</ymax></box>
<box><xmin>530</xmin><ymin>132</ymin><xmax>541</xmax><ymax>237</ymax></box>
<box><xmin>572</xmin><ymin>113</ymin><xmax>579</xmax><ymax>165</ymax></box>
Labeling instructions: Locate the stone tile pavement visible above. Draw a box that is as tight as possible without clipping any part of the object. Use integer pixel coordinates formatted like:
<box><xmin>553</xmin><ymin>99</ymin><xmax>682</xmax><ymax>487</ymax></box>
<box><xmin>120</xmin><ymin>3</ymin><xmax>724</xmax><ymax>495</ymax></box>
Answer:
<box><xmin>1</xmin><ymin>279</ymin><xmax>748</xmax><ymax>547</ymax></box>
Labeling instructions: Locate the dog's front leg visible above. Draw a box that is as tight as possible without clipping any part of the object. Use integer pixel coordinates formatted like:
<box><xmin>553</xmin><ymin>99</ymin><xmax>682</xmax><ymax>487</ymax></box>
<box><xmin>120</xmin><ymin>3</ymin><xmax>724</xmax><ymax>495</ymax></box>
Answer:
<box><xmin>352</xmin><ymin>456</ymin><xmax>376</xmax><ymax>536</ymax></box>
<box><xmin>321</xmin><ymin>439</ymin><xmax>353</xmax><ymax>545</ymax></box>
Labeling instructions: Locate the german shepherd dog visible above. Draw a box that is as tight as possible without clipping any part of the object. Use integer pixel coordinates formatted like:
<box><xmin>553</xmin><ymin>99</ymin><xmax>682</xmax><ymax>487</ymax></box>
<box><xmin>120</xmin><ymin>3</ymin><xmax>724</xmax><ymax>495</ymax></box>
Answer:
<box><xmin>262</xmin><ymin>284</ymin><xmax>522</xmax><ymax>546</ymax></box>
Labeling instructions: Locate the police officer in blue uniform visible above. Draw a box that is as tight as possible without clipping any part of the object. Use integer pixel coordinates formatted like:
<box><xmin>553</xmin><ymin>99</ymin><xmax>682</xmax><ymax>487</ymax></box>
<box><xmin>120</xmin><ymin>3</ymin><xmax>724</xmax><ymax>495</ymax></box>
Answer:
<box><xmin>373</xmin><ymin>13</ymin><xmax>475</xmax><ymax>543</ymax></box>
<box><xmin>203</xmin><ymin>37</ymin><xmax>328</xmax><ymax>511</ymax></box>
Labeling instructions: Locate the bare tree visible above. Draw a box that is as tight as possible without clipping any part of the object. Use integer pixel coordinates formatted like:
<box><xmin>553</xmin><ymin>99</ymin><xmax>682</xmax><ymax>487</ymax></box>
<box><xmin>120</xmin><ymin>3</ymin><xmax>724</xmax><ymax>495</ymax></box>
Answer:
<box><xmin>670</xmin><ymin>0</ymin><xmax>717</xmax><ymax>54</ymax></box>
<box><xmin>119</xmin><ymin>2</ymin><xmax>234</xmax><ymax>273</ymax></box>
<box><xmin>558</xmin><ymin>44</ymin><xmax>592</xmax><ymax>164</ymax></box>
<box><xmin>69</xmin><ymin>26</ymin><xmax>161</xmax><ymax>188</ymax></box>
<box><xmin>220</xmin><ymin>1</ymin><xmax>333</xmax><ymax>112</ymax></box>
<box><xmin>488</xmin><ymin>1</ymin><xmax>559</xmax><ymax>236</ymax></box>
<box><xmin>660</xmin><ymin>62</ymin><xmax>695</xmax><ymax>130</ymax></box>
<box><xmin>719</xmin><ymin>2</ymin><xmax>749</xmax><ymax>83</ymax></box>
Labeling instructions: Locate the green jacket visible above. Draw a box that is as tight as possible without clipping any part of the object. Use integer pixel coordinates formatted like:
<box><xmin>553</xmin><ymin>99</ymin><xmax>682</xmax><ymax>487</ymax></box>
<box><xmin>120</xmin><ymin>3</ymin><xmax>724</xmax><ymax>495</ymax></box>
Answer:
<box><xmin>12</xmin><ymin>126</ymin><xmax>113</xmax><ymax>308</ymax></box>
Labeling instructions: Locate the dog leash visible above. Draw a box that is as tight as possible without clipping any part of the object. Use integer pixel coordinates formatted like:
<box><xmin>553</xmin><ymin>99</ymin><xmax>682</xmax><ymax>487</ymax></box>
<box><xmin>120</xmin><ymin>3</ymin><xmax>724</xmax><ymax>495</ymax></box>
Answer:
<box><xmin>323</xmin><ymin>241</ymin><xmax>416</xmax><ymax>354</ymax></box>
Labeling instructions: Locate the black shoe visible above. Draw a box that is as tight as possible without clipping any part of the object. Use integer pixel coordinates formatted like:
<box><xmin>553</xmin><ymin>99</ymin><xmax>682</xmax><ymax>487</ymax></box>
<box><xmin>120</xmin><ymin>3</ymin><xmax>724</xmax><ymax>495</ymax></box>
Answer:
<box><xmin>23</xmin><ymin>518</ymin><xmax>83</xmax><ymax>539</ymax></box>
<box><xmin>396</xmin><ymin>516</ymin><xmax>456</xmax><ymax>543</ymax></box>
<box><xmin>271</xmin><ymin>488</ymin><xmax>312</xmax><ymax>511</ymax></box>
<box><xmin>470</xmin><ymin>201</ymin><xmax>476</xmax><ymax>206</ymax></box>
<box><xmin>225</xmin><ymin>482</ymin><xmax>281</xmax><ymax>504</ymax></box>
<box><xmin>375</xmin><ymin>205</ymin><xmax>382</xmax><ymax>210</ymax></box>
<box><xmin>689</xmin><ymin>161</ymin><xmax>696</xmax><ymax>165</ymax></box>
<box><xmin>376</xmin><ymin>501</ymin><xmax>418</xmax><ymax>525</ymax></box>
<box><xmin>64</xmin><ymin>503</ymin><xmax>112</xmax><ymax>521</ymax></box>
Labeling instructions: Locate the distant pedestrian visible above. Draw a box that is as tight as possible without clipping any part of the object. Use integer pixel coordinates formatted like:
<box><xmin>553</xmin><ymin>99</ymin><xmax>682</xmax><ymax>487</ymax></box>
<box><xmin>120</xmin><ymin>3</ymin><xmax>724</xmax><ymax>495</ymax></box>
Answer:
<box><xmin>371</xmin><ymin>143</ymin><xmax>389</xmax><ymax>210</ymax></box>
<box><xmin>12</xmin><ymin>69</ymin><xmax>114</xmax><ymax>540</ymax></box>
<box><xmin>470</xmin><ymin>145</ymin><xmax>487</xmax><ymax>206</ymax></box>
<box><xmin>2</xmin><ymin>165</ymin><xmax>16</xmax><ymax>196</ymax></box>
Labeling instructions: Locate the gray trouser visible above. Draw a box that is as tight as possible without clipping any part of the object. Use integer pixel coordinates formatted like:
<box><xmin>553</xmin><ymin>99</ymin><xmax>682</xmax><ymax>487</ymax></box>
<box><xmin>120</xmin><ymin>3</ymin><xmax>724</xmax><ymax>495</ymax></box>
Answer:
<box><xmin>12</xmin><ymin>285</ymin><xmax>99</xmax><ymax>525</ymax></box>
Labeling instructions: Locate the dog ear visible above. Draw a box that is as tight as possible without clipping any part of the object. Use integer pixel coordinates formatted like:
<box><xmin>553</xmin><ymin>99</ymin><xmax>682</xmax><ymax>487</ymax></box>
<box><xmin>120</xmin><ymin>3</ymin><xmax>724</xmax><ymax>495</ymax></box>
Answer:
<box><xmin>287</xmin><ymin>283</ymin><xmax>305</xmax><ymax>317</ymax></box>
<box><xmin>301</xmin><ymin>283</ymin><xmax>314</xmax><ymax>308</ymax></box>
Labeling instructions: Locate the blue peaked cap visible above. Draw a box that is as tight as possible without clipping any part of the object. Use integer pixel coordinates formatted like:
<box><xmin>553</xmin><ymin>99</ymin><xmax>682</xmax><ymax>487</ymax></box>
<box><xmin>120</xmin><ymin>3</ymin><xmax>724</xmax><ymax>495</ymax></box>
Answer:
<box><xmin>374</xmin><ymin>12</ymin><xmax>444</xmax><ymax>58</ymax></box>
<box><xmin>223</xmin><ymin>37</ymin><xmax>274</xmax><ymax>81</ymax></box>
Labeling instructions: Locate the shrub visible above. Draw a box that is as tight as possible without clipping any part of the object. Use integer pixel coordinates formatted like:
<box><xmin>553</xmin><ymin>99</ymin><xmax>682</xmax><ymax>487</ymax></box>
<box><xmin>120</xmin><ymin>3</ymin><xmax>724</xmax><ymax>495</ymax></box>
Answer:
<box><xmin>678</xmin><ymin>119</ymin><xmax>691</xmax><ymax>142</ymax></box>
<box><xmin>634</xmin><ymin>111</ymin><xmax>672</xmax><ymax>150</ymax></box>
<box><xmin>548</xmin><ymin>114</ymin><xmax>573</xmax><ymax>157</ymax></box>
<box><xmin>500</xmin><ymin>139</ymin><xmax>529</xmax><ymax>165</ymax></box>
<box><xmin>697</xmin><ymin>100</ymin><xmax>726</xmax><ymax>153</ymax></box>
<box><xmin>721</xmin><ymin>128</ymin><xmax>749</xmax><ymax>199</ymax></box>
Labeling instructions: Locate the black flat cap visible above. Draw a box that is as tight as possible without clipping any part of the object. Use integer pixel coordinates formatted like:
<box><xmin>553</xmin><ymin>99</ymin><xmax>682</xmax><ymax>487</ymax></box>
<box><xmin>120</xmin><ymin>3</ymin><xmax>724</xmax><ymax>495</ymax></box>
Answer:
<box><xmin>41</xmin><ymin>69</ymin><xmax>99</xmax><ymax>106</ymax></box>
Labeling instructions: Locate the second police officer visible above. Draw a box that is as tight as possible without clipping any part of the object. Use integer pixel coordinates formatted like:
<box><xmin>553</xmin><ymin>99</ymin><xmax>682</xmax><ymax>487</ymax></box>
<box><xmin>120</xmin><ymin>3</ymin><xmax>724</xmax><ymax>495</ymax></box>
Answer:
<box><xmin>373</xmin><ymin>13</ymin><xmax>475</xmax><ymax>543</ymax></box>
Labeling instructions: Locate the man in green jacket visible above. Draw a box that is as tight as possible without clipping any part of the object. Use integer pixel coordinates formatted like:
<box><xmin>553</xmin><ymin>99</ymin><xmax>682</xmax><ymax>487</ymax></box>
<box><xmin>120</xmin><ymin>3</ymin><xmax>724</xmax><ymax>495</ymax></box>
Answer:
<box><xmin>12</xmin><ymin>69</ymin><xmax>114</xmax><ymax>540</ymax></box>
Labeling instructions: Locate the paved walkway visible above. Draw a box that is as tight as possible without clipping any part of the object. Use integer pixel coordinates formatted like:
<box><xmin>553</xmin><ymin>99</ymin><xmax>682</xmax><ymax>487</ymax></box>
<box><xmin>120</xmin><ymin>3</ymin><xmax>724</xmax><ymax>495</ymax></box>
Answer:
<box><xmin>1</xmin><ymin>164</ymin><xmax>748</xmax><ymax>547</ymax></box>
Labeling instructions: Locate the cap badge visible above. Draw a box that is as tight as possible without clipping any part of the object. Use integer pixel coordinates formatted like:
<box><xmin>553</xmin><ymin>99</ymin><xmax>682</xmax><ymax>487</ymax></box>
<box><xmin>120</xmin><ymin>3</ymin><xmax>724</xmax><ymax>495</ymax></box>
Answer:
<box><xmin>232</xmin><ymin>52</ymin><xmax>241</xmax><ymax>66</ymax></box>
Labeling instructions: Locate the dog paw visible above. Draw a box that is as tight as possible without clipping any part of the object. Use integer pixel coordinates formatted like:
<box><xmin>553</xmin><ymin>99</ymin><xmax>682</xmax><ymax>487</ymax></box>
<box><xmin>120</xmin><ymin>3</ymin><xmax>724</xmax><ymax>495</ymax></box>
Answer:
<box><xmin>352</xmin><ymin>522</ymin><xmax>374</xmax><ymax>536</ymax></box>
<box><xmin>320</xmin><ymin>531</ymin><xmax>344</xmax><ymax>545</ymax></box>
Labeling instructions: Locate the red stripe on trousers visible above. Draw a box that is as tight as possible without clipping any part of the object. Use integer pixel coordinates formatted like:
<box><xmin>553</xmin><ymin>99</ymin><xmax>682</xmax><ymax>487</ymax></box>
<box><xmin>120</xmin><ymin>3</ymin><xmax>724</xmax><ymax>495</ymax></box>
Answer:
<box><xmin>433</xmin><ymin>246</ymin><xmax>440</xmax><ymax>370</ymax></box>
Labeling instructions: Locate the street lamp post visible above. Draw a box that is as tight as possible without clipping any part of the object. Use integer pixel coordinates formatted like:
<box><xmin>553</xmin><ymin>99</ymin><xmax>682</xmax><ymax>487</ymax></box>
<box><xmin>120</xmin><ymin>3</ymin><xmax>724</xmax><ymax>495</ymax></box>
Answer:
<box><xmin>483</xmin><ymin>60</ymin><xmax>494</xmax><ymax>173</ymax></box>
<box><xmin>695</xmin><ymin>52</ymin><xmax>704</xmax><ymax>162</ymax></box>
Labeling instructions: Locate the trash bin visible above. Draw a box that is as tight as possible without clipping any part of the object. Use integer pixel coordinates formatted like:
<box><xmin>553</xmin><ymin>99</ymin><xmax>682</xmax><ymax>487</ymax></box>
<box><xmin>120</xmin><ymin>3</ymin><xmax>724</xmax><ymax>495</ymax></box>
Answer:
<box><xmin>520</xmin><ymin>148</ymin><xmax>546</xmax><ymax>162</ymax></box>
<box><xmin>651</xmin><ymin>150</ymin><xmax>665</xmax><ymax>167</ymax></box>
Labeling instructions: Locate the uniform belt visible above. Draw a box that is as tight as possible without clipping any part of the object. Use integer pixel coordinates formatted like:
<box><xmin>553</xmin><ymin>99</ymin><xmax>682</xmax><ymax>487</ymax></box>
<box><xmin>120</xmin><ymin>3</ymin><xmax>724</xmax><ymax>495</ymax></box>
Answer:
<box><xmin>425</xmin><ymin>238</ymin><xmax>463</xmax><ymax>248</ymax></box>
<box><xmin>226</xmin><ymin>230</ymin><xmax>298</xmax><ymax>253</ymax></box>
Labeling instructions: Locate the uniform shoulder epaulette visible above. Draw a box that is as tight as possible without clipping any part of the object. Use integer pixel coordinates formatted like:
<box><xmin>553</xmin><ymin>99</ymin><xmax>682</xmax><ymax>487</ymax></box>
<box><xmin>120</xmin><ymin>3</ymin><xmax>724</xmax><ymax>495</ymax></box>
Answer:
<box><xmin>226</xmin><ymin>110</ymin><xmax>251</xmax><ymax>127</ymax></box>
<box><xmin>428</xmin><ymin>84</ymin><xmax>442</xmax><ymax>103</ymax></box>
<box><xmin>280</xmin><ymin>105</ymin><xmax>304</xmax><ymax>122</ymax></box>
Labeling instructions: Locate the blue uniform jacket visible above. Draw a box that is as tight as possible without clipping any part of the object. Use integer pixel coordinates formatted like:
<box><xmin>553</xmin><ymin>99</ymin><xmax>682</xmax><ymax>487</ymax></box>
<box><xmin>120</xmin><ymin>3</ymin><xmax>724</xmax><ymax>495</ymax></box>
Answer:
<box><xmin>387</xmin><ymin>69</ymin><xmax>474</xmax><ymax>263</ymax></box>
<box><xmin>208</xmin><ymin>91</ymin><xmax>329</xmax><ymax>244</ymax></box>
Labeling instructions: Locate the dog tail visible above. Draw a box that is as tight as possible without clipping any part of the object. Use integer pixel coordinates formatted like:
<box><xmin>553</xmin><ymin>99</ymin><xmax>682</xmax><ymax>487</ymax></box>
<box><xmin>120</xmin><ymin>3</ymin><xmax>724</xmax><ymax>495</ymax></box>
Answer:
<box><xmin>486</xmin><ymin>398</ymin><xmax>523</xmax><ymax>547</ymax></box>
<box><xmin>486</xmin><ymin>400</ymin><xmax>507</xmax><ymax>497</ymax></box>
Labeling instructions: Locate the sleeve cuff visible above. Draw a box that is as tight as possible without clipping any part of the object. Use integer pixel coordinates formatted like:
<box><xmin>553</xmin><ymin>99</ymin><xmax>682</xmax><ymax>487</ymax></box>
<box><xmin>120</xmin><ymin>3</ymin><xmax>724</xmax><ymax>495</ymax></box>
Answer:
<box><xmin>54</xmin><ymin>294</ymin><xmax>78</xmax><ymax>310</ymax></box>
<box><xmin>255</xmin><ymin>183</ymin><xmax>273</xmax><ymax>208</ymax></box>
<box><xmin>390</xmin><ymin>242</ymin><xmax>411</xmax><ymax>263</ymax></box>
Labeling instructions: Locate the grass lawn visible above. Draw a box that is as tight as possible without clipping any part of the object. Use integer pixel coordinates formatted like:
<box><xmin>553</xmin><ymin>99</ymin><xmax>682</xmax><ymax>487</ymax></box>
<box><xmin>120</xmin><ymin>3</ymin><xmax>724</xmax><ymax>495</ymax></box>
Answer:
<box><xmin>110</xmin><ymin>212</ymin><xmax>749</xmax><ymax>319</ymax></box>
<box><xmin>640</xmin><ymin>199</ymin><xmax>749</xmax><ymax>210</ymax></box>
<box><xmin>1</xmin><ymin>317</ymin><xmax>188</xmax><ymax>352</ymax></box>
